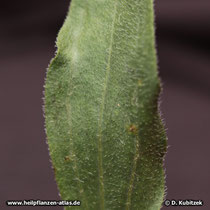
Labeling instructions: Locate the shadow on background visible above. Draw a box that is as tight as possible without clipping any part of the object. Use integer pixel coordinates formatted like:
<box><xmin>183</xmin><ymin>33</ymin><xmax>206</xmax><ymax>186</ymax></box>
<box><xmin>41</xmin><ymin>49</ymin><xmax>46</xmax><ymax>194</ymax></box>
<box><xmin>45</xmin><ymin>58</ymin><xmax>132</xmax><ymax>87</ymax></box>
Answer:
<box><xmin>0</xmin><ymin>0</ymin><xmax>209</xmax><ymax>209</ymax></box>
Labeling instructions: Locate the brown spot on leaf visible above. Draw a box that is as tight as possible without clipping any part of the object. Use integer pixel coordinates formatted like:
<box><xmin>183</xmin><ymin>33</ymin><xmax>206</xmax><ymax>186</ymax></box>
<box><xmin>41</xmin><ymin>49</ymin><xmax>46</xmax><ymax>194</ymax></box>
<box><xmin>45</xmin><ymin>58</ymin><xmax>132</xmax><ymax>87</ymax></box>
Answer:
<box><xmin>128</xmin><ymin>124</ymin><xmax>138</xmax><ymax>134</ymax></box>
<box><xmin>64</xmin><ymin>156</ymin><xmax>71</xmax><ymax>162</ymax></box>
<box><xmin>138</xmin><ymin>79</ymin><xmax>143</xmax><ymax>87</ymax></box>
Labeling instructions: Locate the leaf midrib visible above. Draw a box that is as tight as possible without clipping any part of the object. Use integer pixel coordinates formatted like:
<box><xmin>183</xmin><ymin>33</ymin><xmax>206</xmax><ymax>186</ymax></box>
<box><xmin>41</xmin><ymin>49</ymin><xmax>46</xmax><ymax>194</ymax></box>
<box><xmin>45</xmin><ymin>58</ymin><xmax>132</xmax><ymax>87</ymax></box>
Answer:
<box><xmin>97</xmin><ymin>1</ymin><xmax>118</xmax><ymax>209</ymax></box>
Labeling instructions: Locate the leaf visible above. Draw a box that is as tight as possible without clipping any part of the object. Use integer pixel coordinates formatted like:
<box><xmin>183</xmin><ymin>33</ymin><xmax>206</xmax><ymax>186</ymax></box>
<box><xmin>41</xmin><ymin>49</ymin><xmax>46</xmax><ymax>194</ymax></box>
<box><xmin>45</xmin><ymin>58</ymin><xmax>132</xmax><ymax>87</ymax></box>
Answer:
<box><xmin>44</xmin><ymin>0</ymin><xmax>167</xmax><ymax>209</ymax></box>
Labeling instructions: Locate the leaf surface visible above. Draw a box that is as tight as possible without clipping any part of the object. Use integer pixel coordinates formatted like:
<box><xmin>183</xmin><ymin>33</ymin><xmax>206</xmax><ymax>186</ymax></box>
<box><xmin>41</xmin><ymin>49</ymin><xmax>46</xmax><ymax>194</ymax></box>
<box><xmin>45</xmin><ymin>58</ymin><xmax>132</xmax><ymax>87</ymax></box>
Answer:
<box><xmin>45</xmin><ymin>0</ymin><xmax>167</xmax><ymax>209</ymax></box>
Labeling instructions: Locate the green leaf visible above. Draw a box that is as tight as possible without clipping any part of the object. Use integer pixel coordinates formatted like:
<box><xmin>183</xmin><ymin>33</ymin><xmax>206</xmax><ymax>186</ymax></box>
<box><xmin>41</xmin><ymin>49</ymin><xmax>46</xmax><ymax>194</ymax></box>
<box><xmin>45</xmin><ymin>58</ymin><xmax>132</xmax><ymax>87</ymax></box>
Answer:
<box><xmin>44</xmin><ymin>0</ymin><xmax>167</xmax><ymax>209</ymax></box>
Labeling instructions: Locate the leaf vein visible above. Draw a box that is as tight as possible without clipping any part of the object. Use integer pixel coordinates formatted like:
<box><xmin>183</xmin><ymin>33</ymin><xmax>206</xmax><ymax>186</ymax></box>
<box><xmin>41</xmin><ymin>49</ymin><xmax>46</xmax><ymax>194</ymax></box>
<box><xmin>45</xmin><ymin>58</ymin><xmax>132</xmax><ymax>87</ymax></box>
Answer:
<box><xmin>125</xmin><ymin>136</ymin><xmax>140</xmax><ymax>210</ymax></box>
<box><xmin>97</xmin><ymin>1</ymin><xmax>118</xmax><ymax>209</ymax></box>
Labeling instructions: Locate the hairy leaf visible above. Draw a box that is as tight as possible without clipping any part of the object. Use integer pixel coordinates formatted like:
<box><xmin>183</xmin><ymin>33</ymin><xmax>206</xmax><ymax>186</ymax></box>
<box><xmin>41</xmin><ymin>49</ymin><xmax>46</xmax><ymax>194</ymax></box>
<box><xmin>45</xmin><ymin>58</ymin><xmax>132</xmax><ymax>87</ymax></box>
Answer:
<box><xmin>45</xmin><ymin>0</ymin><xmax>167</xmax><ymax>209</ymax></box>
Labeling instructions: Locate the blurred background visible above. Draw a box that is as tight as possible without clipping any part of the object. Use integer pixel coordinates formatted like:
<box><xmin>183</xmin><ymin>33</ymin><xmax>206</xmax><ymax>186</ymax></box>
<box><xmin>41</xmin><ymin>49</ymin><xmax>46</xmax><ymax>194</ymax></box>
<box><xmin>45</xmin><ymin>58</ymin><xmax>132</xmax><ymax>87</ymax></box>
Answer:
<box><xmin>0</xmin><ymin>0</ymin><xmax>209</xmax><ymax>209</ymax></box>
